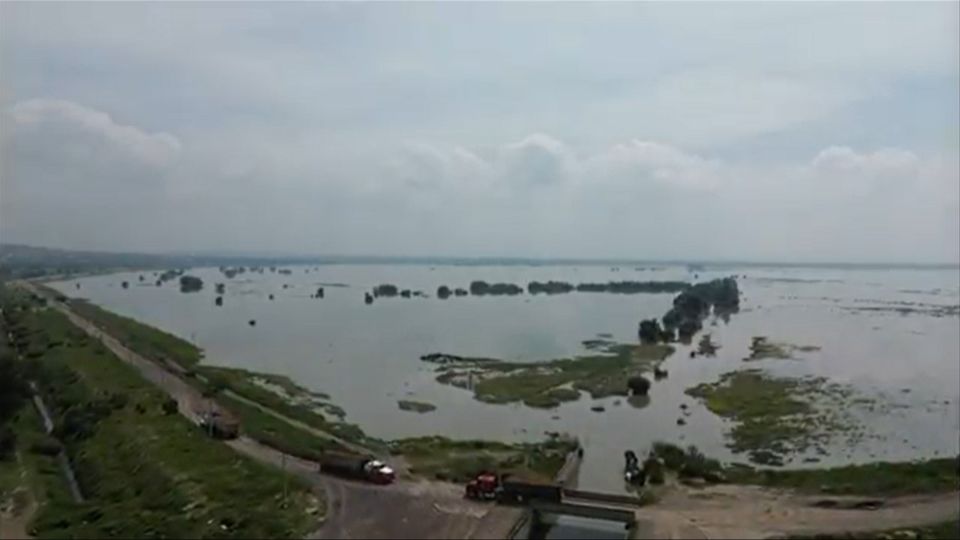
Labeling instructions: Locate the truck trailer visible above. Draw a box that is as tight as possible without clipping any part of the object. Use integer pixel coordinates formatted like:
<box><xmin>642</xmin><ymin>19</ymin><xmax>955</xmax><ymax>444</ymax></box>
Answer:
<box><xmin>465</xmin><ymin>473</ymin><xmax>562</xmax><ymax>504</ymax></box>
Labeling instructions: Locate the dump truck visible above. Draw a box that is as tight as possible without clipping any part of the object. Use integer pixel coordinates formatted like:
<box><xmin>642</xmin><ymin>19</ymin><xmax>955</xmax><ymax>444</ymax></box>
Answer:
<box><xmin>197</xmin><ymin>409</ymin><xmax>240</xmax><ymax>439</ymax></box>
<box><xmin>465</xmin><ymin>473</ymin><xmax>562</xmax><ymax>504</ymax></box>
<box><xmin>465</xmin><ymin>473</ymin><xmax>500</xmax><ymax>501</ymax></box>
<box><xmin>318</xmin><ymin>452</ymin><xmax>395</xmax><ymax>484</ymax></box>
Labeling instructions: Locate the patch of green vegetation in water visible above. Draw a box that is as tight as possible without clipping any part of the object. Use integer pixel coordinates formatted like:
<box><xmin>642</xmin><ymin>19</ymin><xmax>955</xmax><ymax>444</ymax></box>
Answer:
<box><xmin>650</xmin><ymin>442</ymin><xmax>726</xmax><ymax>482</ymax></box>
<box><xmin>744</xmin><ymin>336</ymin><xmax>821</xmax><ymax>361</ymax></box>
<box><xmin>397</xmin><ymin>400</ymin><xmax>437</xmax><ymax>413</ymax></box>
<box><xmin>522</xmin><ymin>387</ymin><xmax>581</xmax><ymax>409</ymax></box>
<box><xmin>686</xmin><ymin>369</ymin><xmax>865</xmax><ymax>465</ymax></box>
<box><xmin>438</xmin><ymin>342</ymin><xmax>674</xmax><ymax>408</ymax></box>
<box><xmin>697</xmin><ymin>334</ymin><xmax>719</xmax><ymax>356</ymax></box>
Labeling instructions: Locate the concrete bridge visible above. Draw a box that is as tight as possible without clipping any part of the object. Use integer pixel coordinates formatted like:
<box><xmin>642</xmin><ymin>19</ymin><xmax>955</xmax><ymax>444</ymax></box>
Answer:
<box><xmin>508</xmin><ymin>486</ymin><xmax>648</xmax><ymax>539</ymax></box>
<box><xmin>507</xmin><ymin>449</ymin><xmax>645</xmax><ymax>539</ymax></box>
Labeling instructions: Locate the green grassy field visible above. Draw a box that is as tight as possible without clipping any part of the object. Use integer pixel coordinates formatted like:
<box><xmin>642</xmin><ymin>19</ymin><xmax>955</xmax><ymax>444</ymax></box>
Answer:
<box><xmin>643</xmin><ymin>441</ymin><xmax>958</xmax><ymax>497</ymax></box>
<box><xmin>195</xmin><ymin>366</ymin><xmax>377</xmax><ymax>449</ymax></box>
<box><xmin>1</xmin><ymin>404</ymin><xmax>77</xmax><ymax>536</ymax></box>
<box><xmin>65</xmin><ymin>297</ymin><xmax>203</xmax><ymax>370</ymax></box>
<box><xmin>727</xmin><ymin>458</ymin><xmax>959</xmax><ymax>496</ymax></box>
<box><xmin>2</xmin><ymin>290</ymin><xmax>322</xmax><ymax>538</ymax></box>
<box><xmin>217</xmin><ymin>393</ymin><xmax>344</xmax><ymax>462</ymax></box>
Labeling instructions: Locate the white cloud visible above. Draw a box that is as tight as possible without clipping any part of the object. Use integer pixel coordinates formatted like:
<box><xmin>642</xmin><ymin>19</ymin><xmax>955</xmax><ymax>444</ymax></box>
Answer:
<box><xmin>1</xmin><ymin>99</ymin><xmax>183</xmax><ymax>248</ymax></box>
<box><xmin>812</xmin><ymin>146</ymin><xmax>920</xmax><ymax>177</ymax></box>
<box><xmin>2</xmin><ymin>103</ymin><xmax>956</xmax><ymax>262</ymax></box>
<box><xmin>584</xmin><ymin>140</ymin><xmax>722</xmax><ymax>191</ymax></box>
<box><xmin>0</xmin><ymin>3</ymin><xmax>957</xmax><ymax>262</ymax></box>
<box><xmin>8</xmin><ymin>99</ymin><xmax>181</xmax><ymax>168</ymax></box>
<box><xmin>498</xmin><ymin>133</ymin><xmax>571</xmax><ymax>187</ymax></box>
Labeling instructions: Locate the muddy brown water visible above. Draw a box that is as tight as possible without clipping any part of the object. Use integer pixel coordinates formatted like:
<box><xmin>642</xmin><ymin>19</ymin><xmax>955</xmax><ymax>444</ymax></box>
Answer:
<box><xmin>48</xmin><ymin>263</ymin><xmax>960</xmax><ymax>494</ymax></box>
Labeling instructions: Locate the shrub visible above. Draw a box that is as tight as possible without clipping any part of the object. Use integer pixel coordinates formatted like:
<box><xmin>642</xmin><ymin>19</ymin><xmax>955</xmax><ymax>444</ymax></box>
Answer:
<box><xmin>643</xmin><ymin>456</ymin><xmax>665</xmax><ymax>484</ymax></box>
<box><xmin>161</xmin><ymin>398</ymin><xmax>179</xmax><ymax>416</ymax></box>
<box><xmin>651</xmin><ymin>442</ymin><xmax>687</xmax><ymax>470</ymax></box>
<box><xmin>30</xmin><ymin>435</ymin><xmax>62</xmax><ymax>457</ymax></box>
<box><xmin>0</xmin><ymin>426</ymin><xmax>15</xmax><ymax>459</ymax></box>
<box><xmin>107</xmin><ymin>392</ymin><xmax>129</xmax><ymax>410</ymax></box>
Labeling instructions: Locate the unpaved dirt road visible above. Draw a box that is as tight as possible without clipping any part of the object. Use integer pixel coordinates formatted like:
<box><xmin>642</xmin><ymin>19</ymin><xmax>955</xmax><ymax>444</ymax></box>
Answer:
<box><xmin>641</xmin><ymin>482</ymin><xmax>959</xmax><ymax>539</ymax></box>
<box><xmin>21</xmin><ymin>281</ymin><xmax>522</xmax><ymax>540</ymax></box>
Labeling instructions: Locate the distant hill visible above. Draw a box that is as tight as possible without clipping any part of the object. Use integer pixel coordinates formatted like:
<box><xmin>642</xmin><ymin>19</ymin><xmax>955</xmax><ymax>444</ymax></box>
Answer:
<box><xmin>0</xmin><ymin>243</ymin><xmax>668</xmax><ymax>278</ymax></box>
<box><xmin>2</xmin><ymin>243</ymin><xmax>954</xmax><ymax>280</ymax></box>
<box><xmin>0</xmin><ymin>244</ymin><xmax>217</xmax><ymax>279</ymax></box>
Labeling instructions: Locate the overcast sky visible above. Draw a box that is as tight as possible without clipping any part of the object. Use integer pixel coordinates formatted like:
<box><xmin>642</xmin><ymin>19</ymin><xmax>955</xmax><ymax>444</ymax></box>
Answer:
<box><xmin>1</xmin><ymin>2</ymin><xmax>958</xmax><ymax>263</ymax></box>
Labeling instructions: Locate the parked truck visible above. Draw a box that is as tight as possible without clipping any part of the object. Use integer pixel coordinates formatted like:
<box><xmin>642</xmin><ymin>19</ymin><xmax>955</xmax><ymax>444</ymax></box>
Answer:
<box><xmin>318</xmin><ymin>452</ymin><xmax>395</xmax><ymax>484</ymax></box>
<box><xmin>465</xmin><ymin>472</ymin><xmax>562</xmax><ymax>504</ymax></box>
<box><xmin>197</xmin><ymin>409</ymin><xmax>240</xmax><ymax>439</ymax></box>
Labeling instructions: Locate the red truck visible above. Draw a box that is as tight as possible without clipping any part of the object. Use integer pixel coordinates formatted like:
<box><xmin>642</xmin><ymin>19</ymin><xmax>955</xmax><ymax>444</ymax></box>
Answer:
<box><xmin>465</xmin><ymin>473</ymin><xmax>562</xmax><ymax>504</ymax></box>
<box><xmin>318</xmin><ymin>452</ymin><xmax>395</xmax><ymax>484</ymax></box>
<box><xmin>197</xmin><ymin>409</ymin><xmax>240</xmax><ymax>439</ymax></box>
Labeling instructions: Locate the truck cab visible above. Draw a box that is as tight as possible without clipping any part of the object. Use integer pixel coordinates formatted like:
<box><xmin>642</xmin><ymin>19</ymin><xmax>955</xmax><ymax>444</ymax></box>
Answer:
<box><xmin>363</xmin><ymin>460</ymin><xmax>396</xmax><ymax>484</ymax></box>
<box><xmin>465</xmin><ymin>473</ymin><xmax>500</xmax><ymax>500</ymax></box>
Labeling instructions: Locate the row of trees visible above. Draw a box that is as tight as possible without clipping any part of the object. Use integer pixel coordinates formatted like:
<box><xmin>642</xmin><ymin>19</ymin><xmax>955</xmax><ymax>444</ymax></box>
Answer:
<box><xmin>436</xmin><ymin>286</ymin><xmax>468</xmax><ymax>299</ymax></box>
<box><xmin>528</xmin><ymin>280</ymin><xmax>690</xmax><ymax>295</ymax></box>
<box><xmin>469</xmin><ymin>281</ymin><xmax>523</xmax><ymax>296</ymax></box>
<box><xmin>639</xmin><ymin>277</ymin><xmax>740</xmax><ymax>344</ymax></box>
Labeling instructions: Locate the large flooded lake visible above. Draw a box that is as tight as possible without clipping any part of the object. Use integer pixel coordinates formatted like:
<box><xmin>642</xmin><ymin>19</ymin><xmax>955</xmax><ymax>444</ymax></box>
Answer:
<box><xmin>49</xmin><ymin>263</ymin><xmax>960</xmax><ymax>492</ymax></box>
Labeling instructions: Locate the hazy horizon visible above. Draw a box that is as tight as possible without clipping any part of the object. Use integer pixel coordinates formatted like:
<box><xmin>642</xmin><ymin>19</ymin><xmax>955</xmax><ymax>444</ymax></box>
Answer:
<box><xmin>5</xmin><ymin>240</ymin><xmax>960</xmax><ymax>269</ymax></box>
<box><xmin>2</xmin><ymin>3</ymin><xmax>958</xmax><ymax>264</ymax></box>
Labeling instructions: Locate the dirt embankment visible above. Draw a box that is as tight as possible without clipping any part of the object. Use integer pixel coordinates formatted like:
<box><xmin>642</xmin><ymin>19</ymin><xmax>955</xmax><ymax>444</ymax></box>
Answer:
<box><xmin>642</xmin><ymin>483</ymin><xmax>959</xmax><ymax>539</ymax></box>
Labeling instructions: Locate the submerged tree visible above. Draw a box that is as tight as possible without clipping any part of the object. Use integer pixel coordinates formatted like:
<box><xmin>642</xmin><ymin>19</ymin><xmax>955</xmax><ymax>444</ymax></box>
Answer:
<box><xmin>638</xmin><ymin>319</ymin><xmax>662</xmax><ymax>344</ymax></box>
<box><xmin>627</xmin><ymin>375</ymin><xmax>652</xmax><ymax>396</ymax></box>
<box><xmin>179</xmin><ymin>275</ymin><xmax>203</xmax><ymax>293</ymax></box>
<box><xmin>373</xmin><ymin>284</ymin><xmax>399</xmax><ymax>297</ymax></box>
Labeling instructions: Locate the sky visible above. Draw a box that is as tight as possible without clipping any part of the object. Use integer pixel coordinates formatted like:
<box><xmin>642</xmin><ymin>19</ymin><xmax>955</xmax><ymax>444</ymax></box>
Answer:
<box><xmin>1</xmin><ymin>2</ymin><xmax>958</xmax><ymax>264</ymax></box>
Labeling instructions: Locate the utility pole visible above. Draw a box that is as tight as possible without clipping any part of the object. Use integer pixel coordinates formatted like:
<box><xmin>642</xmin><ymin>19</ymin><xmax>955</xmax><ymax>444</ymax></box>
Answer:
<box><xmin>281</xmin><ymin>452</ymin><xmax>288</xmax><ymax>508</ymax></box>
